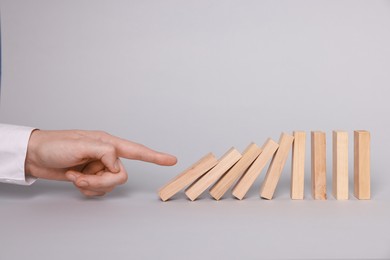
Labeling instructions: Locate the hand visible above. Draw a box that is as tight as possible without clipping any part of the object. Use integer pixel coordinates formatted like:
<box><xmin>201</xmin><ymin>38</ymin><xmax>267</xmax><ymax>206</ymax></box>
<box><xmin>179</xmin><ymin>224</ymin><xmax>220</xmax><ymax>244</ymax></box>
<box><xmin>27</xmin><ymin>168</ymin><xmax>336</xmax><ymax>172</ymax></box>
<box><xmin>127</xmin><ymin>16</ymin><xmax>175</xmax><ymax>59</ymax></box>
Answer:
<box><xmin>25</xmin><ymin>130</ymin><xmax>177</xmax><ymax>197</ymax></box>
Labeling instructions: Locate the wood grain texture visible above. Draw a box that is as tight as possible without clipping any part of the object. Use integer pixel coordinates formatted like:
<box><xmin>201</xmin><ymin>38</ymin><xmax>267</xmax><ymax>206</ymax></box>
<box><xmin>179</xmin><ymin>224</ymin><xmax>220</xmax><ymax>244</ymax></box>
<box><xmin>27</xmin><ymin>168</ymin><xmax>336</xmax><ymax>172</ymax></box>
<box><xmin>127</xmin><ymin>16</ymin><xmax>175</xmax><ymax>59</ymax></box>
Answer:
<box><xmin>354</xmin><ymin>130</ymin><xmax>370</xmax><ymax>200</ymax></box>
<box><xmin>311</xmin><ymin>131</ymin><xmax>327</xmax><ymax>200</ymax></box>
<box><xmin>332</xmin><ymin>131</ymin><xmax>349</xmax><ymax>200</ymax></box>
<box><xmin>291</xmin><ymin>131</ymin><xmax>306</xmax><ymax>200</ymax></box>
<box><xmin>233</xmin><ymin>138</ymin><xmax>279</xmax><ymax>200</ymax></box>
<box><xmin>185</xmin><ymin>148</ymin><xmax>242</xmax><ymax>201</ymax></box>
<box><xmin>260</xmin><ymin>133</ymin><xmax>294</xmax><ymax>200</ymax></box>
<box><xmin>158</xmin><ymin>153</ymin><xmax>218</xmax><ymax>201</ymax></box>
<box><xmin>209</xmin><ymin>143</ymin><xmax>262</xmax><ymax>200</ymax></box>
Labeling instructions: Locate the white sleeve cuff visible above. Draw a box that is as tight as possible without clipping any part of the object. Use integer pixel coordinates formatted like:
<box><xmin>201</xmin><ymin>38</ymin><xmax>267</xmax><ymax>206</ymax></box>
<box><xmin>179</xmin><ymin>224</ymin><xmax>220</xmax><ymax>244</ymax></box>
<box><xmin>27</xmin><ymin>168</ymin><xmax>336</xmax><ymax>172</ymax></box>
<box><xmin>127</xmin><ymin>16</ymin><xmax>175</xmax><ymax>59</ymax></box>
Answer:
<box><xmin>0</xmin><ymin>124</ymin><xmax>37</xmax><ymax>185</ymax></box>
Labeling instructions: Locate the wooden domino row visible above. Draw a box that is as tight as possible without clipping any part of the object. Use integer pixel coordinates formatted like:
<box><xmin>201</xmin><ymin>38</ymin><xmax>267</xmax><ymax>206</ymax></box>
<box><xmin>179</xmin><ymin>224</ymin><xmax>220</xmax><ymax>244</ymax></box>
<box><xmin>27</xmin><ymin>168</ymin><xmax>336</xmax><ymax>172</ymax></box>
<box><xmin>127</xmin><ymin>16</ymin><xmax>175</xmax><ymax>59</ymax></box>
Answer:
<box><xmin>158</xmin><ymin>130</ymin><xmax>370</xmax><ymax>201</ymax></box>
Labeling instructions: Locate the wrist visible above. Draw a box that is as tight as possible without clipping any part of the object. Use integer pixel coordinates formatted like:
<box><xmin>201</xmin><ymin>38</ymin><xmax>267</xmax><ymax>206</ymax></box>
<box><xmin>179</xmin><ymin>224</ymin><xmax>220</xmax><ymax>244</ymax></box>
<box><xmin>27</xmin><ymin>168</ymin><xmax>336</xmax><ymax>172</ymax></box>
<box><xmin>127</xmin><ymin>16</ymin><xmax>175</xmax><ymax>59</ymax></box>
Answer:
<box><xmin>25</xmin><ymin>129</ymin><xmax>40</xmax><ymax>178</ymax></box>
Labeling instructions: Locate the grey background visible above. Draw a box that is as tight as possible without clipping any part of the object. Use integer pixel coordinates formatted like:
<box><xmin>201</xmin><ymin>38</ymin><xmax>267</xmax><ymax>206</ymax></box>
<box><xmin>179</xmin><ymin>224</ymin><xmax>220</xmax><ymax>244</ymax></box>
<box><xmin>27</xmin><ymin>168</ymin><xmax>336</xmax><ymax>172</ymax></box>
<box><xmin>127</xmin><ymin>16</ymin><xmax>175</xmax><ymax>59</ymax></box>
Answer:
<box><xmin>0</xmin><ymin>0</ymin><xmax>389</xmax><ymax>259</ymax></box>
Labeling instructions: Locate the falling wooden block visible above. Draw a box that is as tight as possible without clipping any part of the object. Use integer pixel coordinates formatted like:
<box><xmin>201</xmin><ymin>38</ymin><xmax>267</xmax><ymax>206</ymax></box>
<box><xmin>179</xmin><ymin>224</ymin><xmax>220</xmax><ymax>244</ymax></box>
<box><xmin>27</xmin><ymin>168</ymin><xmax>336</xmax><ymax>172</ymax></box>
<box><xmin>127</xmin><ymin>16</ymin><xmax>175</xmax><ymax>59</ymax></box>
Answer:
<box><xmin>332</xmin><ymin>131</ymin><xmax>349</xmax><ymax>200</ymax></box>
<box><xmin>185</xmin><ymin>148</ymin><xmax>242</xmax><ymax>201</ymax></box>
<box><xmin>354</xmin><ymin>130</ymin><xmax>370</xmax><ymax>200</ymax></box>
<box><xmin>209</xmin><ymin>143</ymin><xmax>262</xmax><ymax>200</ymax></box>
<box><xmin>260</xmin><ymin>133</ymin><xmax>294</xmax><ymax>200</ymax></box>
<box><xmin>158</xmin><ymin>153</ymin><xmax>218</xmax><ymax>201</ymax></box>
<box><xmin>291</xmin><ymin>131</ymin><xmax>306</xmax><ymax>200</ymax></box>
<box><xmin>233</xmin><ymin>138</ymin><xmax>279</xmax><ymax>200</ymax></box>
<box><xmin>311</xmin><ymin>131</ymin><xmax>327</xmax><ymax>200</ymax></box>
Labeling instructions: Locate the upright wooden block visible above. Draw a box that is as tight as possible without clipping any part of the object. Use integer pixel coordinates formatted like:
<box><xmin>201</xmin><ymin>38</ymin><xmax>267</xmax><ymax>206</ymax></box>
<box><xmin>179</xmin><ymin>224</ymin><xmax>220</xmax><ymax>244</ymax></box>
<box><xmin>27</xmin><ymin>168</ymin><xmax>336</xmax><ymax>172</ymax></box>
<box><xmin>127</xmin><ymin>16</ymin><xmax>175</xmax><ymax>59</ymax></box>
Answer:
<box><xmin>158</xmin><ymin>153</ymin><xmax>218</xmax><ymax>201</ymax></box>
<box><xmin>259</xmin><ymin>133</ymin><xmax>294</xmax><ymax>200</ymax></box>
<box><xmin>332</xmin><ymin>131</ymin><xmax>349</xmax><ymax>200</ymax></box>
<box><xmin>233</xmin><ymin>138</ymin><xmax>279</xmax><ymax>200</ymax></box>
<box><xmin>185</xmin><ymin>148</ymin><xmax>242</xmax><ymax>201</ymax></box>
<box><xmin>354</xmin><ymin>130</ymin><xmax>370</xmax><ymax>200</ymax></box>
<box><xmin>209</xmin><ymin>143</ymin><xmax>262</xmax><ymax>200</ymax></box>
<box><xmin>311</xmin><ymin>131</ymin><xmax>327</xmax><ymax>200</ymax></box>
<box><xmin>291</xmin><ymin>131</ymin><xmax>306</xmax><ymax>200</ymax></box>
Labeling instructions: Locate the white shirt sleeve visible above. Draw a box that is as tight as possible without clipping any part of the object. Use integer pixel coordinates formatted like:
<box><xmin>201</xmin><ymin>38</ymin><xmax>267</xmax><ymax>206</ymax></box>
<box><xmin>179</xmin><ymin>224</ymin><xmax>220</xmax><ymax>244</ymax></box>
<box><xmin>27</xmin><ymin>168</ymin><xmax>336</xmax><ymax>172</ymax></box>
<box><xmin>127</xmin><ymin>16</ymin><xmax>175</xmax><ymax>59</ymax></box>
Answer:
<box><xmin>0</xmin><ymin>124</ymin><xmax>37</xmax><ymax>185</ymax></box>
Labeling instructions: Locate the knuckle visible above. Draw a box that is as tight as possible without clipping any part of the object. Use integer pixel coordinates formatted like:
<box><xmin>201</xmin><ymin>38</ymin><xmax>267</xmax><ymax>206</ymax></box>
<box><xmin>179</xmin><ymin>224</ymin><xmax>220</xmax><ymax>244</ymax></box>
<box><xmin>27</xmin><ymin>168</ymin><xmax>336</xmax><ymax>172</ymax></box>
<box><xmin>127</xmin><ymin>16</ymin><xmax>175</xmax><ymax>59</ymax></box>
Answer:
<box><xmin>105</xmin><ymin>144</ymin><xmax>116</xmax><ymax>154</ymax></box>
<box><xmin>93</xmin><ymin>179</ymin><xmax>105</xmax><ymax>189</ymax></box>
<box><xmin>94</xmin><ymin>130</ymin><xmax>106</xmax><ymax>135</ymax></box>
<box><xmin>88</xmin><ymin>130</ymin><xmax>111</xmax><ymax>142</ymax></box>
<box><xmin>120</xmin><ymin>174</ymin><xmax>128</xmax><ymax>185</ymax></box>
<box><xmin>96</xmin><ymin>130</ymin><xmax>111</xmax><ymax>139</ymax></box>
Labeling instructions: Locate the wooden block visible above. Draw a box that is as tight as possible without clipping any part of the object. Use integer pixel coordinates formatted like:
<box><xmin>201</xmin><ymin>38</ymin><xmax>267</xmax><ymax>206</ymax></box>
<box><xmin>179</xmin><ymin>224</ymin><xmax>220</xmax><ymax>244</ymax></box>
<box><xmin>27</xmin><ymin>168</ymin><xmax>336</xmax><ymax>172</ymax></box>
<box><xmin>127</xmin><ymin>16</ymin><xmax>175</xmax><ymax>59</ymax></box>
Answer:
<box><xmin>291</xmin><ymin>131</ymin><xmax>306</xmax><ymax>200</ymax></box>
<box><xmin>259</xmin><ymin>133</ymin><xmax>294</xmax><ymax>200</ymax></box>
<box><xmin>311</xmin><ymin>131</ymin><xmax>327</xmax><ymax>200</ymax></box>
<box><xmin>332</xmin><ymin>131</ymin><xmax>349</xmax><ymax>200</ymax></box>
<box><xmin>233</xmin><ymin>138</ymin><xmax>279</xmax><ymax>200</ymax></box>
<box><xmin>185</xmin><ymin>148</ymin><xmax>242</xmax><ymax>201</ymax></box>
<box><xmin>209</xmin><ymin>143</ymin><xmax>262</xmax><ymax>200</ymax></box>
<box><xmin>158</xmin><ymin>153</ymin><xmax>218</xmax><ymax>201</ymax></box>
<box><xmin>354</xmin><ymin>130</ymin><xmax>370</xmax><ymax>200</ymax></box>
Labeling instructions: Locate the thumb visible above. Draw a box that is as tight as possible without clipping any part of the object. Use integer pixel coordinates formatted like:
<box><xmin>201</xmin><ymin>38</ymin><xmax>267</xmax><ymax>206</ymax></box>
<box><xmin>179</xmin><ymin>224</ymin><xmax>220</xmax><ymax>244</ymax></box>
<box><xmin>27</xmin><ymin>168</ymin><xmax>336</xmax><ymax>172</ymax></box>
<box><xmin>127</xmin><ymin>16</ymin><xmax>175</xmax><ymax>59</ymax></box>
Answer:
<box><xmin>65</xmin><ymin>170</ymin><xmax>82</xmax><ymax>182</ymax></box>
<box><xmin>78</xmin><ymin>140</ymin><xmax>120</xmax><ymax>173</ymax></box>
<box><xmin>65</xmin><ymin>170</ymin><xmax>91</xmax><ymax>190</ymax></box>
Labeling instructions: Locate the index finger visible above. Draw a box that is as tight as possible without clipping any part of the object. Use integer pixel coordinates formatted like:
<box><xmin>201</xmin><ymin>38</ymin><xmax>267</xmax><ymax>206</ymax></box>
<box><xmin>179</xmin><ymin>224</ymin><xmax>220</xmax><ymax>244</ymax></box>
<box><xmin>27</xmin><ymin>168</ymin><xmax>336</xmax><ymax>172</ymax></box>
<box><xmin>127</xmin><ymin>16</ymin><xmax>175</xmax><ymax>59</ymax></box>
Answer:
<box><xmin>94</xmin><ymin>132</ymin><xmax>177</xmax><ymax>166</ymax></box>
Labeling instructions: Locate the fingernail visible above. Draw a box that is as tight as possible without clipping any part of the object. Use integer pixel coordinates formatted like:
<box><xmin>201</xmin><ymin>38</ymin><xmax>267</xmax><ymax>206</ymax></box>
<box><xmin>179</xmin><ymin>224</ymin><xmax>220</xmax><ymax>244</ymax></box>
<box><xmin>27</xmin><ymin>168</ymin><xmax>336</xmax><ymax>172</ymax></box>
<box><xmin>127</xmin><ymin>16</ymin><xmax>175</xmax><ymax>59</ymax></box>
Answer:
<box><xmin>78</xmin><ymin>180</ymin><xmax>89</xmax><ymax>187</ymax></box>
<box><xmin>67</xmin><ymin>173</ymin><xmax>76</xmax><ymax>182</ymax></box>
<box><xmin>114</xmin><ymin>160</ymin><xmax>120</xmax><ymax>172</ymax></box>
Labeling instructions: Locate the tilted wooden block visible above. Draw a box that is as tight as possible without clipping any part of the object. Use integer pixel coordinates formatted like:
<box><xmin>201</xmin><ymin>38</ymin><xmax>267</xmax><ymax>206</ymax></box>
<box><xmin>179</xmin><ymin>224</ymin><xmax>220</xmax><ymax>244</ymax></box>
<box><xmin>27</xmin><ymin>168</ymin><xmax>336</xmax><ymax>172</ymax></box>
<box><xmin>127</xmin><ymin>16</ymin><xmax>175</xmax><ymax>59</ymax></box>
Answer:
<box><xmin>209</xmin><ymin>143</ymin><xmax>262</xmax><ymax>200</ymax></box>
<box><xmin>260</xmin><ymin>133</ymin><xmax>294</xmax><ymax>200</ymax></box>
<box><xmin>232</xmin><ymin>139</ymin><xmax>279</xmax><ymax>200</ymax></box>
<box><xmin>158</xmin><ymin>153</ymin><xmax>218</xmax><ymax>201</ymax></box>
<box><xmin>311</xmin><ymin>131</ymin><xmax>327</xmax><ymax>200</ymax></box>
<box><xmin>291</xmin><ymin>131</ymin><xmax>306</xmax><ymax>200</ymax></box>
<box><xmin>332</xmin><ymin>131</ymin><xmax>349</xmax><ymax>200</ymax></box>
<box><xmin>354</xmin><ymin>130</ymin><xmax>370</xmax><ymax>200</ymax></box>
<box><xmin>185</xmin><ymin>148</ymin><xmax>242</xmax><ymax>201</ymax></box>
